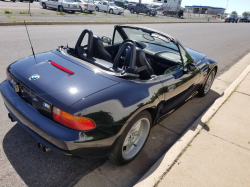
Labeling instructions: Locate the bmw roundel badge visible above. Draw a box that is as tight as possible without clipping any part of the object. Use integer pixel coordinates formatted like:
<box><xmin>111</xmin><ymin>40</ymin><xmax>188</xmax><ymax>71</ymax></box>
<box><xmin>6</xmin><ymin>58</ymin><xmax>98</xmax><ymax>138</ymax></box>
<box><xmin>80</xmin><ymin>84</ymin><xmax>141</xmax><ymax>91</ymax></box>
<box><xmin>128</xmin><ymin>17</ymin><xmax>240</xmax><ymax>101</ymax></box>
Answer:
<box><xmin>29</xmin><ymin>74</ymin><xmax>40</xmax><ymax>80</ymax></box>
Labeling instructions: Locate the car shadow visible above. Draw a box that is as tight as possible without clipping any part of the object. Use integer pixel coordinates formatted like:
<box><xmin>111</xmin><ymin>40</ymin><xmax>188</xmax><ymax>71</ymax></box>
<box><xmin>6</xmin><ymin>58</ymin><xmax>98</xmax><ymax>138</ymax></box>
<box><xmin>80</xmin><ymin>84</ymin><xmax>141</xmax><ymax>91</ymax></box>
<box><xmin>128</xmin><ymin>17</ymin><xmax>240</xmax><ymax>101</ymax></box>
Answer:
<box><xmin>3</xmin><ymin>89</ymin><xmax>220</xmax><ymax>187</ymax></box>
<box><xmin>3</xmin><ymin>124</ymin><xmax>106</xmax><ymax>187</ymax></box>
<box><xmin>70</xmin><ymin>89</ymin><xmax>221</xmax><ymax>187</ymax></box>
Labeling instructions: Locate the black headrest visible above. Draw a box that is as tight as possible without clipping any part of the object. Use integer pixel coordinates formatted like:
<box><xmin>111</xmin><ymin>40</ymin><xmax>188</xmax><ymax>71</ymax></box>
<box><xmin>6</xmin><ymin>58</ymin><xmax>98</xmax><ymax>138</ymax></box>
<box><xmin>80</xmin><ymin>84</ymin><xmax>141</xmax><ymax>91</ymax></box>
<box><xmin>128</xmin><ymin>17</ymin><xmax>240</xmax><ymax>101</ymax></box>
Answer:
<box><xmin>92</xmin><ymin>35</ymin><xmax>112</xmax><ymax>63</ymax></box>
<box><xmin>135</xmin><ymin>48</ymin><xmax>154</xmax><ymax>79</ymax></box>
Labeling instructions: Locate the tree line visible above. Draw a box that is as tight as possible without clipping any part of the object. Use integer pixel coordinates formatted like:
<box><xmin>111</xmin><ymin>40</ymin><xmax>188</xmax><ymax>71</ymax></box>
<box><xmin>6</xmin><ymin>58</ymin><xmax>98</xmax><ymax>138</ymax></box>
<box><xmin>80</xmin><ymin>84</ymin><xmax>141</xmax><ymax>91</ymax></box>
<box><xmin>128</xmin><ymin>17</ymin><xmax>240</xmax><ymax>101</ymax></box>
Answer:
<box><xmin>231</xmin><ymin>11</ymin><xmax>250</xmax><ymax>16</ymax></box>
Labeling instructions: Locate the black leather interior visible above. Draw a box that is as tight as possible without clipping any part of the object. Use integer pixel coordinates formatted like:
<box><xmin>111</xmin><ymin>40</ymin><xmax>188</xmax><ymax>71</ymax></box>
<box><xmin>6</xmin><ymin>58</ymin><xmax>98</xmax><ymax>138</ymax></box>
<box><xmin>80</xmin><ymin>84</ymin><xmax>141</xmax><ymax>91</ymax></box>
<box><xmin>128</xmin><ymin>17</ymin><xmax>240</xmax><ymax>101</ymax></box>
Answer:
<box><xmin>135</xmin><ymin>48</ymin><xmax>154</xmax><ymax>80</ymax></box>
<box><xmin>92</xmin><ymin>35</ymin><xmax>112</xmax><ymax>63</ymax></box>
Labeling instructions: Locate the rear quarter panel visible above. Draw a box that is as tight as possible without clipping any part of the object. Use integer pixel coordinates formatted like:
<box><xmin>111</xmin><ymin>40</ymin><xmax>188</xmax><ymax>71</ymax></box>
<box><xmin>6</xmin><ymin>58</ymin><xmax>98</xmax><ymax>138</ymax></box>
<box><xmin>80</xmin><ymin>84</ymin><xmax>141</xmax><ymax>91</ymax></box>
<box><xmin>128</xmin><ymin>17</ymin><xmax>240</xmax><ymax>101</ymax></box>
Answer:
<box><xmin>67</xmin><ymin>78</ymin><xmax>163</xmax><ymax>141</ymax></box>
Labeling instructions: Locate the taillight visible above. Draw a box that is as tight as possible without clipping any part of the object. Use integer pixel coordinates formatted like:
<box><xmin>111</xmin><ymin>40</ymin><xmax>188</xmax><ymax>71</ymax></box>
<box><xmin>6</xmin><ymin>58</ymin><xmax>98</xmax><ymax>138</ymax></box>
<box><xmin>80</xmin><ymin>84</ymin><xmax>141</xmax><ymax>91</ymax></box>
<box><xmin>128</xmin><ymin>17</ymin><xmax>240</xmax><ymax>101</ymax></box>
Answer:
<box><xmin>84</xmin><ymin>4</ymin><xmax>87</xmax><ymax>6</ymax></box>
<box><xmin>53</xmin><ymin>106</ymin><xmax>96</xmax><ymax>130</ymax></box>
<box><xmin>50</xmin><ymin>61</ymin><xmax>74</xmax><ymax>75</ymax></box>
<box><xmin>6</xmin><ymin>69</ymin><xmax>11</xmax><ymax>83</ymax></box>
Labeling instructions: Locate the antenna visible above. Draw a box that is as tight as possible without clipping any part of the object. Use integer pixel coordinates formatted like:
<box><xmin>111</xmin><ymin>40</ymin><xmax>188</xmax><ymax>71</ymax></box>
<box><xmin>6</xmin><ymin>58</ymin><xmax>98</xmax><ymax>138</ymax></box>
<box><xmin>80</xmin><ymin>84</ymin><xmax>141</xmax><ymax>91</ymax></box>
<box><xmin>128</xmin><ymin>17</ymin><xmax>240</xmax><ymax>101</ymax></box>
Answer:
<box><xmin>24</xmin><ymin>20</ymin><xmax>37</xmax><ymax>64</ymax></box>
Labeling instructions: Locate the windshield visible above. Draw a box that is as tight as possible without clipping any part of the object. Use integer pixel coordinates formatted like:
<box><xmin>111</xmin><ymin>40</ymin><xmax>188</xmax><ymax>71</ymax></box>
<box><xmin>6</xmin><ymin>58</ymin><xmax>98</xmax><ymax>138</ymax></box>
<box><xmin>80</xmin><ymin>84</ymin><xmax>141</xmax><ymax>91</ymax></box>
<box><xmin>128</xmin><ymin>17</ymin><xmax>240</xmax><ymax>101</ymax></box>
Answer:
<box><xmin>122</xmin><ymin>27</ymin><xmax>178</xmax><ymax>51</ymax></box>
<box><xmin>109</xmin><ymin>3</ymin><xmax>116</xmax><ymax>6</ymax></box>
<box><xmin>65</xmin><ymin>0</ymin><xmax>75</xmax><ymax>2</ymax></box>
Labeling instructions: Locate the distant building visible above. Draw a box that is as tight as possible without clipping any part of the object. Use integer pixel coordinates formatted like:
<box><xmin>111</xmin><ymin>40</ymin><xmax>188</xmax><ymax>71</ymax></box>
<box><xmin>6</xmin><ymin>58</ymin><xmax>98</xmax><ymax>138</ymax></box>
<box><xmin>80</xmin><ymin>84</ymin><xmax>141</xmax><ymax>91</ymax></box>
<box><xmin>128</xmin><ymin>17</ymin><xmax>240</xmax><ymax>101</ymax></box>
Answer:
<box><xmin>185</xmin><ymin>5</ymin><xmax>225</xmax><ymax>15</ymax></box>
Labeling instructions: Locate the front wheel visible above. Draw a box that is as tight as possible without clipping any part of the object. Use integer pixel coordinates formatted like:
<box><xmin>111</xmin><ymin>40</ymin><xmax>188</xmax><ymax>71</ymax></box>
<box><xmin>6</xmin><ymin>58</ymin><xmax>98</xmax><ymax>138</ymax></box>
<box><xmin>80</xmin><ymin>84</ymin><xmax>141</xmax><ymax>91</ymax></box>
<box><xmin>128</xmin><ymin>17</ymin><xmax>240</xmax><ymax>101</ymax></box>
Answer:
<box><xmin>109</xmin><ymin>9</ymin><xmax>113</xmax><ymax>14</ymax></box>
<box><xmin>42</xmin><ymin>2</ymin><xmax>47</xmax><ymax>9</ymax></box>
<box><xmin>109</xmin><ymin>111</ymin><xmax>151</xmax><ymax>165</ymax></box>
<box><xmin>58</xmin><ymin>5</ymin><xmax>64</xmax><ymax>12</ymax></box>
<box><xmin>146</xmin><ymin>11</ymin><xmax>151</xmax><ymax>16</ymax></box>
<box><xmin>130</xmin><ymin>8</ymin><xmax>134</xmax><ymax>13</ymax></box>
<box><xmin>198</xmin><ymin>69</ymin><xmax>216</xmax><ymax>97</ymax></box>
<box><xmin>95</xmin><ymin>6</ymin><xmax>99</xmax><ymax>11</ymax></box>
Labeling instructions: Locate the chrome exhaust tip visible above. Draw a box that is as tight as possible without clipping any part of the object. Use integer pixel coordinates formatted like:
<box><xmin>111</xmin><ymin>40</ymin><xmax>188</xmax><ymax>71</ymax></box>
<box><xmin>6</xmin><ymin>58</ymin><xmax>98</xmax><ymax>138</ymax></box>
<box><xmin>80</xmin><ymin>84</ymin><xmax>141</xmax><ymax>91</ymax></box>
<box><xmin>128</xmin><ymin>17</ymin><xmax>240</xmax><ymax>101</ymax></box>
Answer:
<box><xmin>42</xmin><ymin>145</ymin><xmax>50</xmax><ymax>153</ymax></box>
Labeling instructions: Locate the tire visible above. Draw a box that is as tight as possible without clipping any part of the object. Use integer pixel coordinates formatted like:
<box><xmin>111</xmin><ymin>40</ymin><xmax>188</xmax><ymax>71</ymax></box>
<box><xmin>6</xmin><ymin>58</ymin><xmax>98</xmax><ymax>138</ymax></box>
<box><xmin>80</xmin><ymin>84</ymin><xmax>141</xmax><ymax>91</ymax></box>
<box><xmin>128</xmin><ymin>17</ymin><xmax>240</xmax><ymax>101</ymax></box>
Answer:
<box><xmin>58</xmin><ymin>5</ymin><xmax>64</xmax><ymax>12</ymax></box>
<box><xmin>30</xmin><ymin>0</ymin><xmax>34</xmax><ymax>3</ymax></box>
<box><xmin>20</xmin><ymin>0</ymin><xmax>23</xmax><ymax>2</ymax></box>
<box><xmin>89</xmin><ymin>10</ymin><xmax>93</xmax><ymax>14</ymax></box>
<box><xmin>108</xmin><ymin>110</ymin><xmax>152</xmax><ymax>165</ymax></box>
<box><xmin>95</xmin><ymin>6</ymin><xmax>99</xmax><ymax>11</ymax></box>
<box><xmin>79</xmin><ymin>7</ymin><xmax>83</xmax><ymax>12</ymax></box>
<box><xmin>42</xmin><ymin>2</ymin><xmax>46</xmax><ymax>9</ymax></box>
<box><xmin>146</xmin><ymin>11</ymin><xmax>150</xmax><ymax>16</ymax></box>
<box><xmin>130</xmin><ymin>8</ymin><xmax>134</xmax><ymax>13</ymax></box>
<box><xmin>109</xmin><ymin>9</ymin><xmax>113</xmax><ymax>14</ymax></box>
<box><xmin>198</xmin><ymin>69</ymin><xmax>216</xmax><ymax>97</ymax></box>
<box><xmin>71</xmin><ymin>10</ymin><xmax>75</xmax><ymax>14</ymax></box>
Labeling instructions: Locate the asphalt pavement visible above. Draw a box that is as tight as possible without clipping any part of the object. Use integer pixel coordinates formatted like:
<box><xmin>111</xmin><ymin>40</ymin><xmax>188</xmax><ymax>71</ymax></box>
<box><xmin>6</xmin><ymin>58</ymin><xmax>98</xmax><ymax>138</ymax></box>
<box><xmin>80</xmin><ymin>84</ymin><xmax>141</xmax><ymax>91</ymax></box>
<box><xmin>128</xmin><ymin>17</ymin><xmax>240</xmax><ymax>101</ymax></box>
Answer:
<box><xmin>0</xmin><ymin>23</ymin><xmax>250</xmax><ymax>187</ymax></box>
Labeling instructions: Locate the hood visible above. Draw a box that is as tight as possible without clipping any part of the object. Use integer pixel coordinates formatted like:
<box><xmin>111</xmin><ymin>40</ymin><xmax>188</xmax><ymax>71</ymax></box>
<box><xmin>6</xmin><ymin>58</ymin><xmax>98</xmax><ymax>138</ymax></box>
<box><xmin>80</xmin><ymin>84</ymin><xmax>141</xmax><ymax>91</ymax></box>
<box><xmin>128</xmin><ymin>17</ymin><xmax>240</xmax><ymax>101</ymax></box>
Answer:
<box><xmin>185</xmin><ymin>47</ymin><xmax>206</xmax><ymax>63</ymax></box>
<box><xmin>111</xmin><ymin>5</ymin><xmax>122</xmax><ymax>9</ymax></box>
<box><xmin>8</xmin><ymin>52</ymin><xmax>119</xmax><ymax>111</ymax></box>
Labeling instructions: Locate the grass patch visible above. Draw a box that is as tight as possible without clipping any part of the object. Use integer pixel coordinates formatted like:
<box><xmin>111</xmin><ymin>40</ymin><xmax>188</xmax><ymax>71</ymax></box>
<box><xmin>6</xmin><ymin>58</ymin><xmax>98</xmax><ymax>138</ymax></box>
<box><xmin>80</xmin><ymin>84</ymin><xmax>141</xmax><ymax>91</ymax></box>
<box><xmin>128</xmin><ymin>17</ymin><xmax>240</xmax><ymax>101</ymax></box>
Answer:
<box><xmin>19</xmin><ymin>11</ymin><xmax>29</xmax><ymax>14</ymax></box>
<box><xmin>5</xmin><ymin>10</ymin><xmax>13</xmax><ymax>14</ymax></box>
<box><xmin>56</xmin><ymin>11</ymin><xmax>67</xmax><ymax>15</ymax></box>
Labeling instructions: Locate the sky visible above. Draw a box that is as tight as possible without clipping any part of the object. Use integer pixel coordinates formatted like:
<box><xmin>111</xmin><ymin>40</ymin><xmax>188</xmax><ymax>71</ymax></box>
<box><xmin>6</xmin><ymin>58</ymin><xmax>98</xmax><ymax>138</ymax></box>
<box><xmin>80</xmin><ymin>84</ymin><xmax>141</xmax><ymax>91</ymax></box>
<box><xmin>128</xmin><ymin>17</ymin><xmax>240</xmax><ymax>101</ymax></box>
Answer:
<box><xmin>181</xmin><ymin>0</ymin><xmax>250</xmax><ymax>15</ymax></box>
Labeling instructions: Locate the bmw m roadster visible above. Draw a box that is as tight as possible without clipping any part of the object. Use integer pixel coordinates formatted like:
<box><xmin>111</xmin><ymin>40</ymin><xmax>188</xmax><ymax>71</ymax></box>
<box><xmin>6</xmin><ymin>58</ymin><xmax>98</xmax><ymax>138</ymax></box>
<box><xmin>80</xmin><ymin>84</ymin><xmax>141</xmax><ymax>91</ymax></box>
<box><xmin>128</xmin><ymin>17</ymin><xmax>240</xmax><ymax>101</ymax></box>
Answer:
<box><xmin>0</xmin><ymin>25</ymin><xmax>217</xmax><ymax>165</ymax></box>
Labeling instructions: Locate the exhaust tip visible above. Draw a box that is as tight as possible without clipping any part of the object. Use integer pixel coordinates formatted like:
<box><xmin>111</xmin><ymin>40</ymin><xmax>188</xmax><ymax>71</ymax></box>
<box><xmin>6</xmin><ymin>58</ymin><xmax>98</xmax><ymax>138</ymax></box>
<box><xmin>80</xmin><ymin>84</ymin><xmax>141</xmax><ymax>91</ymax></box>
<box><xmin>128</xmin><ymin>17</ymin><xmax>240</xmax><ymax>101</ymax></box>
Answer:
<box><xmin>42</xmin><ymin>145</ymin><xmax>50</xmax><ymax>153</ymax></box>
<box><xmin>8</xmin><ymin>113</ymin><xmax>16</xmax><ymax>122</ymax></box>
<box><xmin>37</xmin><ymin>142</ymin><xmax>42</xmax><ymax>149</ymax></box>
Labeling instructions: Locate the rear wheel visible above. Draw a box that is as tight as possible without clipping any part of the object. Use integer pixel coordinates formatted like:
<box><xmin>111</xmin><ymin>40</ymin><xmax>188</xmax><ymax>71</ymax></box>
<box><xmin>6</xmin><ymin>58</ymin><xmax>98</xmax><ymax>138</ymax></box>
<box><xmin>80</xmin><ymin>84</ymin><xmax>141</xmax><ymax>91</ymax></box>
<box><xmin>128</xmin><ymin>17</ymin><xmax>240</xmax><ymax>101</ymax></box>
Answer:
<box><xmin>79</xmin><ymin>7</ymin><xmax>83</xmax><ymax>12</ymax></box>
<box><xmin>58</xmin><ymin>5</ymin><xmax>64</xmax><ymax>12</ymax></box>
<box><xmin>89</xmin><ymin>10</ymin><xmax>93</xmax><ymax>14</ymax></box>
<box><xmin>42</xmin><ymin>2</ymin><xmax>47</xmax><ymax>9</ymax></box>
<box><xmin>198</xmin><ymin>69</ymin><xmax>216</xmax><ymax>97</ymax></box>
<box><xmin>146</xmin><ymin>11</ymin><xmax>150</xmax><ymax>16</ymax></box>
<box><xmin>130</xmin><ymin>8</ymin><xmax>134</xmax><ymax>13</ymax></box>
<box><xmin>109</xmin><ymin>9</ymin><xmax>113</xmax><ymax>14</ymax></box>
<box><xmin>95</xmin><ymin>6</ymin><xmax>99</xmax><ymax>11</ymax></box>
<box><xmin>109</xmin><ymin>111</ymin><xmax>151</xmax><ymax>165</ymax></box>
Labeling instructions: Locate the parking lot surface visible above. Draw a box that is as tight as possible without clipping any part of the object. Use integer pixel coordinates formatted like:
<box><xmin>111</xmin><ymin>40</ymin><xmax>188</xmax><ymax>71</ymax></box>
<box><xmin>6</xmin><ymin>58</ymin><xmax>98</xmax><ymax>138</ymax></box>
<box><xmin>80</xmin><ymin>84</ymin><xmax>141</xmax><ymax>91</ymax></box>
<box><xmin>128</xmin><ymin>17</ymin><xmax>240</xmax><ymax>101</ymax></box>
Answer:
<box><xmin>0</xmin><ymin>1</ymin><xmax>224</xmax><ymax>23</ymax></box>
<box><xmin>0</xmin><ymin>23</ymin><xmax>250</xmax><ymax>186</ymax></box>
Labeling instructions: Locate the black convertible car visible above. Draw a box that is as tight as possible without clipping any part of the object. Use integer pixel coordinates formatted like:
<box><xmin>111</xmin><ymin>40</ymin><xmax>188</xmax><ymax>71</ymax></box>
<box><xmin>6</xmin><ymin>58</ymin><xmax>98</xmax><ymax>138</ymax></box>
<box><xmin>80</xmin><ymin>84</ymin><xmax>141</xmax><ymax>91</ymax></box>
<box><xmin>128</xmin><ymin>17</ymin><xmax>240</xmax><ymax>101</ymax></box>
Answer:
<box><xmin>0</xmin><ymin>25</ymin><xmax>217</xmax><ymax>165</ymax></box>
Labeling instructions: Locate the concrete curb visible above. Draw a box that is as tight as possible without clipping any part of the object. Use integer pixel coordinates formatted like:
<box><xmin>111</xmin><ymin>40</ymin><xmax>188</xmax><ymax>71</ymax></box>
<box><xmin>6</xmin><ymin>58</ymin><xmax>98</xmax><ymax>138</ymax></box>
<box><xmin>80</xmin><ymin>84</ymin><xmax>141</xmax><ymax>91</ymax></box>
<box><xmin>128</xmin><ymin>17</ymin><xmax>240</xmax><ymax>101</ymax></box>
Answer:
<box><xmin>0</xmin><ymin>21</ymin><xmax>223</xmax><ymax>26</ymax></box>
<box><xmin>134</xmin><ymin>54</ymin><xmax>250</xmax><ymax>187</ymax></box>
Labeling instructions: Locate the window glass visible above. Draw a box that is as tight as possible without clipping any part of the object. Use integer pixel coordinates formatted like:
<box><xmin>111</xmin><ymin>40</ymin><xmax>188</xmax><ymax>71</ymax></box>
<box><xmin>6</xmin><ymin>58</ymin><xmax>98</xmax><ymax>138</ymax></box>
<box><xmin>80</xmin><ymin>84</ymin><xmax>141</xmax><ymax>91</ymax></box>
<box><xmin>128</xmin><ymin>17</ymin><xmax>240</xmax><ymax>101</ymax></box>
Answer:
<box><xmin>113</xmin><ymin>30</ymin><xmax>123</xmax><ymax>44</ymax></box>
<box><xmin>103</xmin><ymin>2</ymin><xmax>107</xmax><ymax>5</ymax></box>
<box><xmin>178</xmin><ymin>45</ymin><xmax>193</xmax><ymax>66</ymax></box>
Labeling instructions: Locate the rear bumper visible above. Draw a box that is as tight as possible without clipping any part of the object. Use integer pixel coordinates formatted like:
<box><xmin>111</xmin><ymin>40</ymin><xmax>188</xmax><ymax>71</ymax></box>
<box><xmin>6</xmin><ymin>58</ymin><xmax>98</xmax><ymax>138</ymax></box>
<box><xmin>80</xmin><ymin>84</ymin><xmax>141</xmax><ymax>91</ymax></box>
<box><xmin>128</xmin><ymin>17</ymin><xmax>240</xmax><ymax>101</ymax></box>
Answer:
<box><xmin>0</xmin><ymin>80</ymin><xmax>116</xmax><ymax>158</ymax></box>
<box><xmin>64</xmin><ymin>7</ymin><xmax>81</xmax><ymax>11</ymax></box>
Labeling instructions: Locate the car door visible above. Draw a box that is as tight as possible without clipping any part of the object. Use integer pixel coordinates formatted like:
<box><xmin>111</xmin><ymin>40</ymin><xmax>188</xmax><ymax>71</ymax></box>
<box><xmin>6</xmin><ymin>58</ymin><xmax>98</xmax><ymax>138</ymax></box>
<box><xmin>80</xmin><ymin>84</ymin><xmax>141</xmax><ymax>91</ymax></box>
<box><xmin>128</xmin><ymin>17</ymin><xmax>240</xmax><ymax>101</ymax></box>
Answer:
<box><xmin>46</xmin><ymin>0</ymin><xmax>54</xmax><ymax>8</ymax></box>
<box><xmin>159</xmin><ymin>44</ymin><xmax>201</xmax><ymax>115</ymax></box>
<box><xmin>54</xmin><ymin>0</ymin><xmax>61</xmax><ymax>8</ymax></box>
<box><xmin>142</xmin><ymin>4</ymin><xmax>147</xmax><ymax>13</ymax></box>
<box><xmin>135</xmin><ymin>4</ymin><xmax>140</xmax><ymax>12</ymax></box>
<box><xmin>102</xmin><ymin>2</ymin><xmax>108</xmax><ymax>11</ymax></box>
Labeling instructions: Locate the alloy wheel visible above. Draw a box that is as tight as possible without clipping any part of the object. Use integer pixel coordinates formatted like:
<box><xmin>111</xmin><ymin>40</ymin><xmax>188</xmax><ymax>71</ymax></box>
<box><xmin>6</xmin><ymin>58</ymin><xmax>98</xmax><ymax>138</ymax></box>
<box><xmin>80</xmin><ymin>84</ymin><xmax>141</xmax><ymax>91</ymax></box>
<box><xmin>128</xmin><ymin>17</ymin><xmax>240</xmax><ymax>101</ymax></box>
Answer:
<box><xmin>122</xmin><ymin>118</ymin><xmax>150</xmax><ymax>160</ymax></box>
<box><xmin>204</xmin><ymin>71</ymin><xmax>215</xmax><ymax>94</ymax></box>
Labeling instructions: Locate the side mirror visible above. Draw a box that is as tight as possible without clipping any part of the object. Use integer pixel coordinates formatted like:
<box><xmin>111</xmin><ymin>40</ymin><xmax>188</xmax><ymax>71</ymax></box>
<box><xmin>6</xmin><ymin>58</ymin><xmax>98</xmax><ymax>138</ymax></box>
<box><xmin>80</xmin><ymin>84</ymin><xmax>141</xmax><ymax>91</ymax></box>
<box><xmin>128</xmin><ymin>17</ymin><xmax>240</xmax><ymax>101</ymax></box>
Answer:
<box><xmin>183</xmin><ymin>64</ymin><xmax>196</xmax><ymax>74</ymax></box>
<box><xmin>101</xmin><ymin>36</ymin><xmax>112</xmax><ymax>44</ymax></box>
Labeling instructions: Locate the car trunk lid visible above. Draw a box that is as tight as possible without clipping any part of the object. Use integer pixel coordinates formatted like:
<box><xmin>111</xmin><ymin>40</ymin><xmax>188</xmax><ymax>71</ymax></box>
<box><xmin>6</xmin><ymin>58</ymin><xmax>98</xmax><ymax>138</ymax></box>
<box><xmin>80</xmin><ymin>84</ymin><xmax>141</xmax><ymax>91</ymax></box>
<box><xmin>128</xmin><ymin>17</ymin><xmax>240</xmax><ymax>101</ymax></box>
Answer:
<box><xmin>8</xmin><ymin>51</ymin><xmax>119</xmax><ymax>112</ymax></box>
